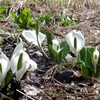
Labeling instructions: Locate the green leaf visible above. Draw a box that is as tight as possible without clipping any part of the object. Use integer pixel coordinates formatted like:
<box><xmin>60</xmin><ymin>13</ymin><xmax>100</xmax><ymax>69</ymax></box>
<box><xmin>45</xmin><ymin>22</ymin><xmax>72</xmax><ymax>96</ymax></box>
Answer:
<box><xmin>59</xmin><ymin>18</ymin><xmax>66</xmax><ymax>26</ymax></box>
<box><xmin>0</xmin><ymin>63</ymin><xmax>2</xmax><ymax>73</ymax></box>
<box><xmin>77</xmin><ymin>60</ymin><xmax>84</xmax><ymax>65</ymax></box>
<box><xmin>87</xmin><ymin>47</ymin><xmax>94</xmax><ymax>68</ymax></box>
<box><xmin>48</xmin><ymin>44</ymin><xmax>56</xmax><ymax>60</ymax></box>
<box><xmin>79</xmin><ymin>46</ymin><xmax>94</xmax><ymax>66</ymax></box>
<box><xmin>0</xmin><ymin>6</ymin><xmax>7</xmax><ymax>21</ymax></box>
<box><xmin>66</xmin><ymin>15</ymin><xmax>73</xmax><ymax>26</ymax></box>
<box><xmin>69</xmin><ymin>15</ymin><xmax>73</xmax><ymax>20</ymax></box>
<box><xmin>56</xmin><ymin>41</ymin><xmax>70</xmax><ymax>63</ymax></box>
<box><xmin>44</xmin><ymin>12</ymin><xmax>53</xmax><ymax>22</ymax></box>
<box><xmin>46</xmin><ymin>31</ymin><xmax>52</xmax><ymax>45</ymax></box>
<box><xmin>79</xmin><ymin>46</ymin><xmax>95</xmax><ymax>77</ymax></box>
<box><xmin>39</xmin><ymin>12</ymin><xmax>53</xmax><ymax>23</ymax></box>
<box><xmin>17</xmin><ymin>53</ymin><xmax>23</xmax><ymax>71</ymax></box>
<box><xmin>10</xmin><ymin>11</ymin><xmax>17</xmax><ymax>20</ymax></box>
<box><xmin>10</xmin><ymin>7</ymin><xmax>33</xmax><ymax>29</ymax></box>
<box><xmin>95</xmin><ymin>63</ymin><xmax>100</xmax><ymax>77</ymax></box>
<box><xmin>46</xmin><ymin>31</ymin><xmax>53</xmax><ymax>58</ymax></box>
<box><xmin>80</xmin><ymin>64</ymin><xmax>91</xmax><ymax>77</ymax></box>
<box><xmin>0</xmin><ymin>6</ymin><xmax>7</xmax><ymax>14</ymax></box>
<box><xmin>67</xmin><ymin>21</ymin><xmax>73</xmax><ymax>26</ymax></box>
<box><xmin>57</xmin><ymin>49</ymin><xmax>63</xmax><ymax>63</ymax></box>
<box><xmin>18</xmin><ymin>13</ymin><xmax>28</xmax><ymax>25</ymax></box>
<box><xmin>0</xmin><ymin>15</ymin><xmax>4</xmax><ymax>20</ymax></box>
<box><xmin>79</xmin><ymin>47</ymin><xmax>87</xmax><ymax>61</ymax></box>
<box><xmin>18</xmin><ymin>8</ymin><xmax>32</xmax><ymax>26</ymax></box>
<box><xmin>76</xmin><ymin>18</ymin><xmax>80</xmax><ymax>24</ymax></box>
<box><xmin>60</xmin><ymin>41</ymin><xmax>70</xmax><ymax>58</ymax></box>
<box><xmin>22</xmin><ymin>7</ymin><xmax>31</xmax><ymax>15</ymax></box>
<box><xmin>4</xmin><ymin>70</ymin><xmax>13</xmax><ymax>85</ymax></box>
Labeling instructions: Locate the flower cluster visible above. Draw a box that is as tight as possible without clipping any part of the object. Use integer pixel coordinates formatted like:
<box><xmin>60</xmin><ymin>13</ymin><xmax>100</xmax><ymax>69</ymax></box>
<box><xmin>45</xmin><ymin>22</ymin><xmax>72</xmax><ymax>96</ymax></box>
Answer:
<box><xmin>0</xmin><ymin>27</ymin><xmax>100</xmax><ymax>85</ymax></box>
<box><xmin>22</xmin><ymin>29</ymin><xmax>100</xmax><ymax>77</ymax></box>
<box><xmin>0</xmin><ymin>38</ymin><xmax>37</xmax><ymax>85</ymax></box>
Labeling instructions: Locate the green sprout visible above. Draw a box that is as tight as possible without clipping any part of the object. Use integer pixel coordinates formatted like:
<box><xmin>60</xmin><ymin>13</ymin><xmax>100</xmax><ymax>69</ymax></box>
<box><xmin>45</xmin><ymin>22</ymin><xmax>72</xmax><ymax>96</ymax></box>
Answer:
<box><xmin>10</xmin><ymin>7</ymin><xmax>35</xmax><ymax>29</ymax></box>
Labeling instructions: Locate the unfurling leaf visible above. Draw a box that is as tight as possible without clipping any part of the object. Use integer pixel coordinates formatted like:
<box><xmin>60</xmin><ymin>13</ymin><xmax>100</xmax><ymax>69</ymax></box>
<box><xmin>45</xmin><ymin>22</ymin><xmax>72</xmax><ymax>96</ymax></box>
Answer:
<box><xmin>4</xmin><ymin>70</ymin><xmax>13</xmax><ymax>85</ymax></box>
<box><xmin>0</xmin><ymin>6</ymin><xmax>7</xmax><ymax>14</ymax></box>
<box><xmin>60</xmin><ymin>41</ymin><xmax>70</xmax><ymax>58</ymax></box>
<box><xmin>10</xmin><ymin>11</ymin><xmax>17</xmax><ymax>20</ymax></box>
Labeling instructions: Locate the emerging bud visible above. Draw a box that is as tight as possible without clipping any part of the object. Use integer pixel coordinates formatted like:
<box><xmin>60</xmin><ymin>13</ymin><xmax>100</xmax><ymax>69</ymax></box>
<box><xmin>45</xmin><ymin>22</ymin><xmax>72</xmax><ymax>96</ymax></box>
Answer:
<box><xmin>93</xmin><ymin>47</ymin><xmax>99</xmax><ymax>73</ymax></box>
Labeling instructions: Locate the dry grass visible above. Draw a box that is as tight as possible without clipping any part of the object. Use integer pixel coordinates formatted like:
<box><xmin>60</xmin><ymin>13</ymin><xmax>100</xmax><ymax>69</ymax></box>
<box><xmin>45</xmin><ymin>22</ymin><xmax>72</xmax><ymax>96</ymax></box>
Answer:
<box><xmin>26</xmin><ymin>0</ymin><xmax>100</xmax><ymax>9</ymax></box>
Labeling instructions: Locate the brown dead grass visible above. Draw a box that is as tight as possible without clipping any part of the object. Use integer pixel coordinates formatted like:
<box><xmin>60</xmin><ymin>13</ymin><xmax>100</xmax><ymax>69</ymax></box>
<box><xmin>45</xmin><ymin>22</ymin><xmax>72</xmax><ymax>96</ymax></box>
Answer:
<box><xmin>24</xmin><ymin>0</ymin><xmax>100</xmax><ymax>49</ymax></box>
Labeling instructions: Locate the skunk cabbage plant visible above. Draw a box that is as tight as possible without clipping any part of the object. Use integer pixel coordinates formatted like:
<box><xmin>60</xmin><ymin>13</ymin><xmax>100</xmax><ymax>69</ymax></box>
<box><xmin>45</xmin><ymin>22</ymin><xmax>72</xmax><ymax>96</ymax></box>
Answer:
<box><xmin>78</xmin><ymin>46</ymin><xmax>100</xmax><ymax>77</ymax></box>
<box><xmin>46</xmin><ymin>31</ymin><xmax>70</xmax><ymax>63</ymax></box>
<box><xmin>22</xmin><ymin>29</ymin><xmax>48</xmax><ymax>59</ymax></box>
<box><xmin>66</xmin><ymin>30</ymin><xmax>85</xmax><ymax>53</ymax></box>
<box><xmin>10</xmin><ymin>38</ymin><xmax>37</xmax><ymax>80</ymax></box>
<box><xmin>52</xmin><ymin>39</ymin><xmax>62</xmax><ymax>53</ymax></box>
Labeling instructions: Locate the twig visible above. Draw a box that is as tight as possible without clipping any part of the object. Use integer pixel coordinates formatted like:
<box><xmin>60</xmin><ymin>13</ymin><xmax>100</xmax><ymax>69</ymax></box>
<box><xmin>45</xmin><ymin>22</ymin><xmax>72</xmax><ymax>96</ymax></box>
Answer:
<box><xmin>45</xmin><ymin>64</ymin><xmax>58</xmax><ymax>75</ymax></box>
<box><xmin>16</xmin><ymin>89</ymin><xmax>36</xmax><ymax>100</ymax></box>
<box><xmin>42</xmin><ymin>64</ymin><xmax>57</xmax><ymax>80</ymax></box>
<box><xmin>41</xmin><ymin>91</ymin><xmax>52</xmax><ymax>100</ymax></box>
<box><xmin>54</xmin><ymin>78</ymin><xmax>68</xmax><ymax>88</ymax></box>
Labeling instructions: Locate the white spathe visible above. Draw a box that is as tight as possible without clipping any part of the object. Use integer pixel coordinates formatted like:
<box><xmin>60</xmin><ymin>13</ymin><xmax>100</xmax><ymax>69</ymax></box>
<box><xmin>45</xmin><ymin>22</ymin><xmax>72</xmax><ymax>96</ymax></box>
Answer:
<box><xmin>0</xmin><ymin>52</ymin><xmax>10</xmax><ymax>83</ymax></box>
<box><xmin>93</xmin><ymin>47</ymin><xmax>99</xmax><ymax>73</ymax></box>
<box><xmin>52</xmin><ymin>39</ymin><xmax>62</xmax><ymax>53</ymax></box>
<box><xmin>22</xmin><ymin>30</ymin><xmax>46</xmax><ymax>46</ymax></box>
<box><xmin>65</xmin><ymin>54</ymin><xmax>75</xmax><ymax>61</ymax></box>
<box><xmin>66</xmin><ymin>30</ymin><xmax>85</xmax><ymax>52</ymax></box>
<box><xmin>10</xmin><ymin>38</ymin><xmax>37</xmax><ymax>80</ymax></box>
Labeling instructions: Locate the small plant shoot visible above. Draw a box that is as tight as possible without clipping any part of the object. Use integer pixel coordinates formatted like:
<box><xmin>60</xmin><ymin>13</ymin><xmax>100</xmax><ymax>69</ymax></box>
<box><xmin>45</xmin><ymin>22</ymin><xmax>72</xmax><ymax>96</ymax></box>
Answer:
<box><xmin>0</xmin><ymin>6</ymin><xmax>7</xmax><ymax>21</ymax></box>
<box><xmin>10</xmin><ymin>7</ymin><xmax>34</xmax><ymax>29</ymax></box>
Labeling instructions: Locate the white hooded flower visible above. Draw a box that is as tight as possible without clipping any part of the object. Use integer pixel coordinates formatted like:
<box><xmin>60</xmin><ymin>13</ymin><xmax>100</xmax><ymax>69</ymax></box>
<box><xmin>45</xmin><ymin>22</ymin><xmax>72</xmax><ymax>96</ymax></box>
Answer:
<box><xmin>10</xmin><ymin>38</ymin><xmax>37</xmax><ymax>80</ymax></box>
<box><xmin>93</xmin><ymin>47</ymin><xmax>99</xmax><ymax>73</ymax></box>
<box><xmin>66</xmin><ymin>30</ymin><xmax>85</xmax><ymax>53</ymax></box>
<box><xmin>0</xmin><ymin>52</ymin><xmax>10</xmax><ymax>84</ymax></box>
<box><xmin>22</xmin><ymin>30</ymin><xmax>46</xmax><ymax>46</ymax></box>
<box><xmin>52</xmin><ymin>39</ymin><xmax>62</xmax><ymax>53</ymax></box>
